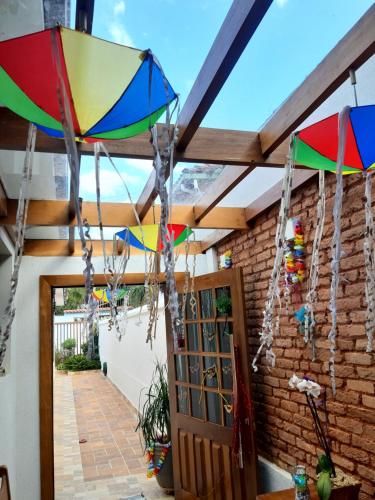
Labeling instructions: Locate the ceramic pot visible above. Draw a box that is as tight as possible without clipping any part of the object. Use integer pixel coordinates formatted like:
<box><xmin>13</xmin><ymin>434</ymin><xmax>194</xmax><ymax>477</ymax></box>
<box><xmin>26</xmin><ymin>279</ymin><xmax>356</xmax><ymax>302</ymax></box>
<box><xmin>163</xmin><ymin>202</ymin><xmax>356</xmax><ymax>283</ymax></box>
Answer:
<box><xmin>154</xmin><ymin>442</ymin><xmax>174</xmax><ymax>492</ymax></box>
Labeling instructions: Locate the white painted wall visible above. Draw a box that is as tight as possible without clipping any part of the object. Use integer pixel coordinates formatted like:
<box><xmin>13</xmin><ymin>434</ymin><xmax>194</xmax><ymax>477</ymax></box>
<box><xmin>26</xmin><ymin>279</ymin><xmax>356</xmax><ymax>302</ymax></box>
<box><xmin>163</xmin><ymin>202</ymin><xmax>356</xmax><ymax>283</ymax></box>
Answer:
<box><xmin>0</xmin><ymin>253</ymin><xmax>207</xmax><ymax>500</ymax></box>
<box><xmin>99</xmin><ymin>295</ymin><xmax>167</xmax><ymax>410</ymax></box>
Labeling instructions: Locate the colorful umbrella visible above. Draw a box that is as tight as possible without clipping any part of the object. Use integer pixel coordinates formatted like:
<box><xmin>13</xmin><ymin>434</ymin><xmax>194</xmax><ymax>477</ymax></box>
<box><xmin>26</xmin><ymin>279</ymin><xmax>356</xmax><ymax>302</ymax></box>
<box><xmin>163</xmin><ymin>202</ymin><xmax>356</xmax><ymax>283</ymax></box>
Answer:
<box><xmin>0</xmin><ymin>26</ymin><xmax>176</xmax><ymax>141</ymax></box>
<box><xmin>92</xmin><ymin>288</ymin><xmax>126</xmax><ymax>303</ymax></box>
<box><xmin>294</xmin><ymin>104</ymin><xmax>375</xmax><ymax>173</ymax></box>
<box><xmin>116</xmin><ymin>224</ymin><xmax>193</xmax><ymax>252</ymax></box>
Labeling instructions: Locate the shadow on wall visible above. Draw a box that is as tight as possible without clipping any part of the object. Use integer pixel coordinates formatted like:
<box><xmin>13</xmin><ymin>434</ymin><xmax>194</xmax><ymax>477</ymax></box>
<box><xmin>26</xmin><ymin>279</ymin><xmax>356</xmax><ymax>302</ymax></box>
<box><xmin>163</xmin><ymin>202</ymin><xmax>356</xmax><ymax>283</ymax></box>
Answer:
<box><xmin>98</xmin><ymin>294</ymin><xmax>167</xmax><ymax>410</ymax></box>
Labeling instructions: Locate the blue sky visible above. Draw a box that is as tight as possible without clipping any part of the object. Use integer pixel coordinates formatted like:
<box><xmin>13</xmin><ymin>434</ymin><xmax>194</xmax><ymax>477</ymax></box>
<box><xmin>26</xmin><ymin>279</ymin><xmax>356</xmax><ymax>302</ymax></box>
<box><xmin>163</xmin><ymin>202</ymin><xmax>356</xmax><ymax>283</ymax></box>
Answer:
<box><xmin>75</xmin><ymin>0</ymin><xmax>374</xmax><ymax>202</ymax></box>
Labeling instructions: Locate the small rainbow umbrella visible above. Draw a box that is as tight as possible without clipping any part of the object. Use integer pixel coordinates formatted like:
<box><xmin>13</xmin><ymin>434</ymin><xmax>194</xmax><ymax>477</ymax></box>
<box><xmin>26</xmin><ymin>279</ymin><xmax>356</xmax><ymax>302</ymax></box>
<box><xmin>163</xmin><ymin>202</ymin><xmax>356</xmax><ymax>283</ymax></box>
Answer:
<box><xmin>92</xmin><ymin>288</ymin><xmax>126</xmax><ymax>303</ymax></box>
<box><xmin>115</xmin><ymin>224</ymin><xmax>193</xmax><ymax>252</ymax></box>
<box><xmin>294</xmin><ymin>104</ymin><xmax>375</xmax><ymax>173</ymax></box>
<box><xmin>0</xmin><ymin>26</ymin><xmax>176</xmax><ymax>141</ymax></box>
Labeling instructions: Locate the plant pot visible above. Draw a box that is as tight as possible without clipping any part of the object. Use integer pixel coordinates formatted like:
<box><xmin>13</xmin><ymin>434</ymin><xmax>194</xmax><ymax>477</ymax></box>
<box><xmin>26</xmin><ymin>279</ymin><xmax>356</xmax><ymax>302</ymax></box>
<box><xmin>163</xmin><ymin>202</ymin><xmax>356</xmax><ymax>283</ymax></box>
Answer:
<box><xmin>319</xmin><ymin>483</ymin><xmax>361</xmax><ymax>500</ymax></box>
<box><xmin>154</xmin><ymin>442</ymin><xmax>174</xmax><ymax>492</ymax></box>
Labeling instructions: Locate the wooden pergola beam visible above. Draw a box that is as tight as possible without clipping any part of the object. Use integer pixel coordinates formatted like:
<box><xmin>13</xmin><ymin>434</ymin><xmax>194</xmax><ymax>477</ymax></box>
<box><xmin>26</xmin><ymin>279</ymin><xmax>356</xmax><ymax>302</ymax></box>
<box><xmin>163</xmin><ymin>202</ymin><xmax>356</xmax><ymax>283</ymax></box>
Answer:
<box><xmin>135</xmin><ymin>0</ymin><xmax>272</xmax><ymax>219</ymax></box>
<box><xmin>0</xmin><ymin>200</ymin><xmax>249</xmax><ymax>230</ymax></box>
<box><xmin>201</xmin><ymin>170</ymin><xmax>316</xmax><ymax>251</ymax></box>
<box><xmin>0</xmin><ymin>109</ymin><xmax>292</xmax><ymax>166</ymax></box>
<box><xmin>193</xmin><ymin>165</ymin><xmax>253</xmax><ymax>223</ymax></box>
<box><xmin>24</xmin><ymin>239</ymin><xmax>203</xmax><ymax>256</ymax></box>
<box><xmin>176</xmin><ymin>0</ymin><xmax>272</xmax><ymax>150</ymax></box>
<box><xmin>259</xmin><ymin>3</ymin><xmax>375</xmax><ymax>156</ymax></box>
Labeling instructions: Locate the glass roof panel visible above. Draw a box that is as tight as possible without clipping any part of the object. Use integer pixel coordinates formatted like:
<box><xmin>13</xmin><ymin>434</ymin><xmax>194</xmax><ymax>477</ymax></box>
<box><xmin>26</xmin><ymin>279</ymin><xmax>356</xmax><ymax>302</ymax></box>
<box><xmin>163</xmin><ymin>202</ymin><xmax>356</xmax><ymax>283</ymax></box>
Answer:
<box><xmin>25</xmin><ymin>226</ymin><xmax>68</xmax><ymax>240</ymax></box>
<box><xmin>0</xmin><ymin>150</ymin><xmax>69</xmax><ymax>200</ymax></box>
<box><xmin>172</xmin><ymin>163</ymin><xmax>225</xmax><ymax>205</ymax></box>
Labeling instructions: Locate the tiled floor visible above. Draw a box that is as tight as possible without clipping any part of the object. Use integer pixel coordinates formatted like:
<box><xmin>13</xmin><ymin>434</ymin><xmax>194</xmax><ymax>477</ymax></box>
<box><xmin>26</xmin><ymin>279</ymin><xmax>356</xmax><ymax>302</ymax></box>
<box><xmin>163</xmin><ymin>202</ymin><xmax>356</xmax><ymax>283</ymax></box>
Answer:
<box><xmin>54</xmin><ymin>370</ymin><xmax>173</xmax><ymax>499</ymax></box>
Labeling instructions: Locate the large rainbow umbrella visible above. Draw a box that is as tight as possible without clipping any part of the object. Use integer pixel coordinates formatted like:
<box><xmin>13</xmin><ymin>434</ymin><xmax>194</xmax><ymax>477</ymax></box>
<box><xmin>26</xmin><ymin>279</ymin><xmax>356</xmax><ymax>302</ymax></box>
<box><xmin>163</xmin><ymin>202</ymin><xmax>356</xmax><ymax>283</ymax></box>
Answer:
<box><xmin>116</xmin><ymin>224</ymin><xmax>193</xmax><ymax>252</ymax></box>
<box><xmin>0</xmin><ymin>26</ymin><xmax>176</xmax><ymax>141</ymax></box>
<box><xmin>294</xmin><ymin>105</ymin><xmax>375</xmax><ymax>173</ymax></box>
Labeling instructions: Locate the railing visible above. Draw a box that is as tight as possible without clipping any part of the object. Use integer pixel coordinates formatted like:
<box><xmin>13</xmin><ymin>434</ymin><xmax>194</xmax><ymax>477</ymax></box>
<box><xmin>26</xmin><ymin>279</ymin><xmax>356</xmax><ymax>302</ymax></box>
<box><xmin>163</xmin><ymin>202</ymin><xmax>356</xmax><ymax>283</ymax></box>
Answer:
<box><xmin>54</xmin><ymin>321</ymin><xmax>88</xmax><ymax>354</ymax></box>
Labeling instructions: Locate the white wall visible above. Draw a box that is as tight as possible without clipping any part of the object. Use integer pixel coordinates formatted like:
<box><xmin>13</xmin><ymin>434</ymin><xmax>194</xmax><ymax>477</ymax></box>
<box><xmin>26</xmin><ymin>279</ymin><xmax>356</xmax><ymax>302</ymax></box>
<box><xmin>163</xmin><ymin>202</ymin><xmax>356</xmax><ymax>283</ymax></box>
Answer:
<box><xmin>0</xmin><ymin>253</ymin><xmax>207</xmax><ymax>500</ymax></box>
<box><xmin>99</xmin><ymin>295</ymin><xmax>167</xmax><ymax>410</ymax></box>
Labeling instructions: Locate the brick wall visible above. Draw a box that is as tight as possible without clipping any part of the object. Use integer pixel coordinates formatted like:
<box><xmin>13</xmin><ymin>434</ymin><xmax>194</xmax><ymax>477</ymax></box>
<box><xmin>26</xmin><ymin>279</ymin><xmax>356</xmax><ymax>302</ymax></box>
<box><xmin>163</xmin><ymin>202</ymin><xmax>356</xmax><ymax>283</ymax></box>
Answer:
<box><xmin>217</xmin><ymin>173</ymin><xmax>375</xmax><ymax>499</ymax></box>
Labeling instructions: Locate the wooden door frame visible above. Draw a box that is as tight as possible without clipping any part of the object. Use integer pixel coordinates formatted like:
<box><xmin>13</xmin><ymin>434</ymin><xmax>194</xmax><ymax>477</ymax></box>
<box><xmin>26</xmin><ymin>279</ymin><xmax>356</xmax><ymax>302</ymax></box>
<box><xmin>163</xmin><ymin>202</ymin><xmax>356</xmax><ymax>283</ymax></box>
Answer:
<box><xmin>39</xmin><ymin>273</ymin><xmax>181</xmax><ymax>500</ymax></box>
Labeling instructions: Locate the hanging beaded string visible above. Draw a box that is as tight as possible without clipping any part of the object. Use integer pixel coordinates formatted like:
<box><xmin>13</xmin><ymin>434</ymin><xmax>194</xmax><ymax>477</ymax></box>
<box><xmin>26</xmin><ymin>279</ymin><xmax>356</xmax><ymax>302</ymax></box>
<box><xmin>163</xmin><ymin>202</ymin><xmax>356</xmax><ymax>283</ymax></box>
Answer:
<box><xmin>181</xmin><ymin>228</ymin><xmax>191</xmax><ymax>317</ymax></box>
<box><xmin>145</xmin><ymin>253</ymin><xmax>160</xmax><ymax>346</ymax></box>
<box><xmin>0</xmin><ymin>124</ymin><xmax>36</xmax><ymax>371</ymax></box>
<box><xmin>329</xmin><ymin>106</ymin><xmax>350</xmax><ymax>395</ymax></box>
<box><xmin>189</xmin><ymin>232</ymin><xmax>198</xmax><ymax>318</ymax></box>
<box><xmin>363</xmin><ymin>171</ymin><xmax>375</xmax><ymax>353</ymax></box>
<box><xmin>252</xmin><ymin>136</ymin><xmax>295</xmax><ymax>372</ymax></box>
<box><xmin>146</xmin><ymin>442</ymin><xmax>171</xmax><ymax>478</ymax></box>
<box><xmin>304</xmin><ymin>170</ymin><xmax>326</xmax><ymax>360</ymax></box>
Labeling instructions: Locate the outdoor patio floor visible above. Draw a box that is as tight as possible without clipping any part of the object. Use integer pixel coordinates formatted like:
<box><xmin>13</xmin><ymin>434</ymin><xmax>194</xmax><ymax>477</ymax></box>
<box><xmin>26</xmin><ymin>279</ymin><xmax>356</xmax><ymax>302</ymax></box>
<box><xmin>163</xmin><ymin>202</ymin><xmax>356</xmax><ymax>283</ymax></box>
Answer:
<box><xmin>54</xmin><ymin>370</ymin><xmax>173</xmax><ymax>500</ymax></box>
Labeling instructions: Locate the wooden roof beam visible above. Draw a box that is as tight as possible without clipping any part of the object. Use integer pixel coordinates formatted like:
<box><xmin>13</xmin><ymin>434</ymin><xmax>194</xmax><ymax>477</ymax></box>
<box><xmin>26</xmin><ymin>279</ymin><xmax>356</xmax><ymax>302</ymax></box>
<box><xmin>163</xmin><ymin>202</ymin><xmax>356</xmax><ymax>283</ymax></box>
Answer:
<box><xmin>135</xmin><ymin>0</ymin><xmax>272</xmax><ymax>219</ymax></box>
<box><xmin>0</xmin><ymin>200</ymin><xmax>249</xmax><ymax>230</ymax></box>
<box><xmin>24</xmin><ymin>239</ymin><xmax>203</xmax><ymax>257</ymax></box>
<box><xmin>260</xmin><ymin>3</ymin><xmax>375</xmax><ymax>156</ymax></box>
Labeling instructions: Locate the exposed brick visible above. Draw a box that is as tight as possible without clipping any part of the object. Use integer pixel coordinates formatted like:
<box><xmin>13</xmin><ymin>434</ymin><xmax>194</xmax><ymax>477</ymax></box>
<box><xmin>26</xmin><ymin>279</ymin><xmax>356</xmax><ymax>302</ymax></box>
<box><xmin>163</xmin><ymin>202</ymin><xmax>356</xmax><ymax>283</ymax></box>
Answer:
<box><xmin>362</xmin><ymin>394</ymin><xmax>375</xmax><ymax>409</ymax></box>
<box><xmin>358</xmin><ymin>464</ymin><xmax>375</xmax><ymax>483</ymax></box>
<box><xmin>344</xmin><ymin>352</ymin><xmax>373</xmax><ymax>365</ymax></box>
<box><xmin>347</xmin><ymin>379</ymin><xmax>374</xmax><ymax>394</ymax></box>
<box><xmin>340</xmin><ymin>444</ymin><xmax>369</xmax><ymax>464</ymax></box>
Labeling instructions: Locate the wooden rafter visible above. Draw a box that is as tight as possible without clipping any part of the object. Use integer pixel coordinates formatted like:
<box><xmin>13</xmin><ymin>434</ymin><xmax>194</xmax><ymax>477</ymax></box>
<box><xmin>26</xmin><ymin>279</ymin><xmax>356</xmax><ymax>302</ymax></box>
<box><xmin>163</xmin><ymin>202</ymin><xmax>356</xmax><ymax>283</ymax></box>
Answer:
<box><xmin>24</xmin><ymin>239</ymin><xmax>202</xmax><ymax>256</ymax></box>
<box><xmin>260</xmin><ymin>3</ymin><xmax>375</xmax><ymax>156</ymax></box>
<box><xmin>193</xmin><ymin>165</ymin><xmax>253</xmax><ymax>223</ymax></box>
<box><xmin>201</xmin><ymin>170</ymin><xmax>316</xmax><ymax>251</ymax></box>
<box><xmin>0</xmin><ymin>110</ymin><xmax>292</xmax><ymax>166</ymax></box>
<box><xmin>135</xmin><ymin>0</ymin><xmax>273</xmax><ymax>219</ymax></box>
<box><xmin>1</xmin><ymin>200</ymin><xmax>248</xmax><ymax>230</ymax></box>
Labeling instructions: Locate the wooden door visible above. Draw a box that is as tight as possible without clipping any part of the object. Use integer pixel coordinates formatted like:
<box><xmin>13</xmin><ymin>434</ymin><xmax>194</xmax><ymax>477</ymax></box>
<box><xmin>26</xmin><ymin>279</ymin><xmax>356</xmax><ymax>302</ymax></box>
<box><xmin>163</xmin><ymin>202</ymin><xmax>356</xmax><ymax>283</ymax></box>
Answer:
<box><xmin>166</xmin><ymin>268</ymin><xmax>257</xmax><ymax>499</ymax></box>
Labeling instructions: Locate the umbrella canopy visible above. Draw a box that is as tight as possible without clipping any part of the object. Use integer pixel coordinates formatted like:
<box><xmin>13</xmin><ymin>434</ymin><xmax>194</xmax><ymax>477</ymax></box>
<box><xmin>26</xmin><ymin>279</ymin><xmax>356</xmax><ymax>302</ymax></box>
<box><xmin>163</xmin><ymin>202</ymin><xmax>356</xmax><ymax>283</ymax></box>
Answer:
<box><xmin>0</xmin><ymin>26</ymin><xmax>176</xmax><ymax>141</ymax></box>
<box><xmin>92</xmin><ymin>288</ymin><xmax>126</xmax><ymax>303</ymax></box>
<box><xmin>294</xmin><ymin>104</ymin><xmax>375</xmax><ymax>173</ymax></box>
<box><xmin>116</xmin><ymin>224</ymin><xmax>193</xmax><ymax>252</ymax></box>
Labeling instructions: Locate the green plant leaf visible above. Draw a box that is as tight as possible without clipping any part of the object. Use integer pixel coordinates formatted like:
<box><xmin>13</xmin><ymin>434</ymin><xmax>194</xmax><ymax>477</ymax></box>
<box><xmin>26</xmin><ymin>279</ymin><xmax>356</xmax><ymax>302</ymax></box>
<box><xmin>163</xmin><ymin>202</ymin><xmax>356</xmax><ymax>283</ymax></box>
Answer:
<box><xmin>316</xmin><ymin>454</ymin><xmax>332</xmax><ymax>474</ymax></box>
<box><xmin>316</xmin><ymin>471</ymin><xmax>332</xmax><ymax>500</ymax></box>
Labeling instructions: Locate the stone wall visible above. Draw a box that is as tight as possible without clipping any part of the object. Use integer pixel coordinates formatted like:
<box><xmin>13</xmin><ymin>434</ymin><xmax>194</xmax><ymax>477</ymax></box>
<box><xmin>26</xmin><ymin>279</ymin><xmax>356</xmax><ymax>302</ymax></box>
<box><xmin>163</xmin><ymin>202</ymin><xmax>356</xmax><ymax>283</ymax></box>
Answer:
<box><xmin>217</xmin><ymin>173</ymin><xmax>375</xmax><ymax>499</ymax></box>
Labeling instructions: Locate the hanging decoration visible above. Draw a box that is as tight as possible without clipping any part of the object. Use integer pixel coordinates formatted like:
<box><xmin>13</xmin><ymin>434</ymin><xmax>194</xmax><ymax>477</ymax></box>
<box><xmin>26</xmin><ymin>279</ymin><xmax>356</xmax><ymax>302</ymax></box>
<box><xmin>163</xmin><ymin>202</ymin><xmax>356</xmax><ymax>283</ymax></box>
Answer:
<box><xmin>92</xmin><ymin>288</ymin><xmax>126</xmax><ymax>304</ymax></box>
<box><xmin>232</xmin><ymin>343</ymin><xmax>254</xmax><ymax>467</ymax></box>
<box><xmin>0</xmin><ymin>123</ymin><xmax>37</xmax><ymax>372</ymax></box>
<box><xmin>146</xmin><ymin>442</ymin><xmax>171</xmax><ymax>478</ymax></box>
<box><xmin>284</xmin><ymin>217</ymin><xmax>305</xmax><ymax>288</ymax></box>
<box><xmin>115</xmin><ymin>224</ymin><xmax>193</xmax><ymax>253</ymax></box>
<box><xmin>220</xmin><ymin>250</ymin><xmax>233</xmax><ymax>269</ymax></box>
<box><xmin>252</xmin><ymin>138</ymin><xmax>295</xmax><ymax>372</ymax></box>
<box><xmin>0</xmin><ymin>27</ymin><xmax>176</xmax><ymax>141</ymax></box>
<box><xmin>304</xmin><ymin>170</ymin><xmax>326</xmax><ymax>360</ymax></box>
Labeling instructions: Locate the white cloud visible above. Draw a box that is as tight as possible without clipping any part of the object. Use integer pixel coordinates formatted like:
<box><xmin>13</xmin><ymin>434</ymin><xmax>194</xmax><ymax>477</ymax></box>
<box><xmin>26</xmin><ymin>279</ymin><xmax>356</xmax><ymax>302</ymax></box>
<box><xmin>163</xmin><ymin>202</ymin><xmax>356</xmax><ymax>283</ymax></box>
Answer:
<box><xmin>113</xmin><ymin>1</ymin><xmax>125</xmax><ymax>16</ymax></box>
<box><xmin>120</xmin><ymin>158</ymin><xmax>153</xmax><ymax>174</ymax></box>
<box><xmin>108</xmin><ymin>22</ymin><xmax>134</xmax><ymax>47</ymax></box>
<box><xmin>275</xmin><ymin>0</ymin><xmax>288</xmax><ymax>7</ymax></box>
<box><xmin>80</xmin><ymin>168</ymin><xmax>139</xmax><ymax>198</ymax></box>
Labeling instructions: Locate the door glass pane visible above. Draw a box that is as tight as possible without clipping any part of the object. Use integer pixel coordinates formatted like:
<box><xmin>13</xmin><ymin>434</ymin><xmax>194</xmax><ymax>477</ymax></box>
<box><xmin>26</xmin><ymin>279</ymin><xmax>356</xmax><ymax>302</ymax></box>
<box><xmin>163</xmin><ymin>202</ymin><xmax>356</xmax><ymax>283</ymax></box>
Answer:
<box><xmin>204</xmin><ymin>357</ymin><xmax>218</xmax><ymax>388</ymax></box>
<box><xmin>206</xmin><ymin>392</ymin><xmax>222</xmax><ymax>425</ymax></box>
<box><xmin>218</xmin><ymin>322</ymin><xmax>232</xmax><ymax>353</ymax></box>
<box><xmin>202</xmin><ymin>322</ymin><xmax>216</xmax><ymax>352</ymax></box>
<box><xmin>177</xmin><ymin>386</ymin><xmax>189</xmax><ymax>415</ymax></box>
<box><xmin>223</xmin><ymin>395</ymin><xmax>233</xmax><ymax>427</ymax></box>
<box><xmin>190</xmin><ymin>388</ymin><xmax>204</xmax><ymax>419</ymax></box>
<box><xmin>221</xmin><ymin>358</ymin><xmax>233</xmax><ymax>389</ymax></box>
<box><xmin>187</xmin><ymin>323</ymin><xmax>199</xmax><ymax>351</ymax></box>
<box><xmin>215</xmin><ymin>286</ymin><xmax>232</xmax><ymax>317</ymax></box>
<box><xmin>188</xmin><ymin>355</ymin><xmax>200</xmax><ymax>385</ymax></box>
<box><xmin>175</xmin><ymin>355</ymin><xmax>187</xmax><ymax>382</ymax></box>
<box><xmin>185</xmin><ymin>292</ymin><xmax>198</xmax><ymax>320</ymax></box>
<box><xmin>200</xmin><ymin>289</ymin><xmax>213</xmax><ymax>319</ymax></box>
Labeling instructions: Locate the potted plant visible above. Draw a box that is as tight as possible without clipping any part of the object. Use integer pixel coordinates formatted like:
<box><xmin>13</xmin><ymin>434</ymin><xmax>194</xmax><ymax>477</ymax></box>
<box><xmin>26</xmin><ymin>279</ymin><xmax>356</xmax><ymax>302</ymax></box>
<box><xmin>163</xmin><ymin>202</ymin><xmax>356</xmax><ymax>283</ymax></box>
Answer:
<box><xmin>289</xmin><ymin>374</ymin><xmax>361</xmax><ymax>499</ymax></box>
<box><xmin>136</xmin><ymin>361</ymin><xmax>173</xmax><ymax>491</ymax></box>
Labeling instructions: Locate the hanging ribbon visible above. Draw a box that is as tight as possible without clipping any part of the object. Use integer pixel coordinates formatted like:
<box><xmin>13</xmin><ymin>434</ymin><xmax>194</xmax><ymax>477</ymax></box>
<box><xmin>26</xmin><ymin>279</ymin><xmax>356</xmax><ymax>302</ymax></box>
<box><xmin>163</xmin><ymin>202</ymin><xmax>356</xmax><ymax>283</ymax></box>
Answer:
<box><xmin>252</xmin><ymin>136</ymin><xmax>295</xmax><ymax>371</ymax></box>
<box><xmin>0</xmin><ymin>123</ymin><xmax>37</xmax><ymax>372</ymax></box>
<box><xmin>363</xmin><ymin>171</ymin><xmax>375</xmax><ymax>353</ymax></box>
<box><xmin>304</xmin><ymin>170</ymin><xmax>326</xmax><ymax>360</ymax></box>
<box><xmin>328</xmin><ymin>106</ymin><xmax>350</xmax><ymax>395</ymax></box>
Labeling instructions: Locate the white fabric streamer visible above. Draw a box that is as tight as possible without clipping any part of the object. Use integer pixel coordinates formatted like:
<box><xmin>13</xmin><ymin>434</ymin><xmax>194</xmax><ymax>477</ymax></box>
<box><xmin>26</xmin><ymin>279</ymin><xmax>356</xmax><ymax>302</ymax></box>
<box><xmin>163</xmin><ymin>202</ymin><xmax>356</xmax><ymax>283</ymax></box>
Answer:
<box><xmin>328</xmin><ymin>106</ymin><xmax>350</xmax><ymax>395</ymax></box>
<box><xmin>363</xmin><ymin>171</ymin><xmax>375</xmax><ymax>353</ymax></box>
<box><xmin>0</xmin><ymin>123</ymin><xmax>37</xmax><ymax>372</ymax></box>
<box><xmin>252</xmin><ymin>137</ymin><xmax>295</xmax><ymax>371</ymax></box>
<box><xmin>304</xmin><ymin>170</ymin><xmax>326</xmax><ymax>360</ymax></box>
